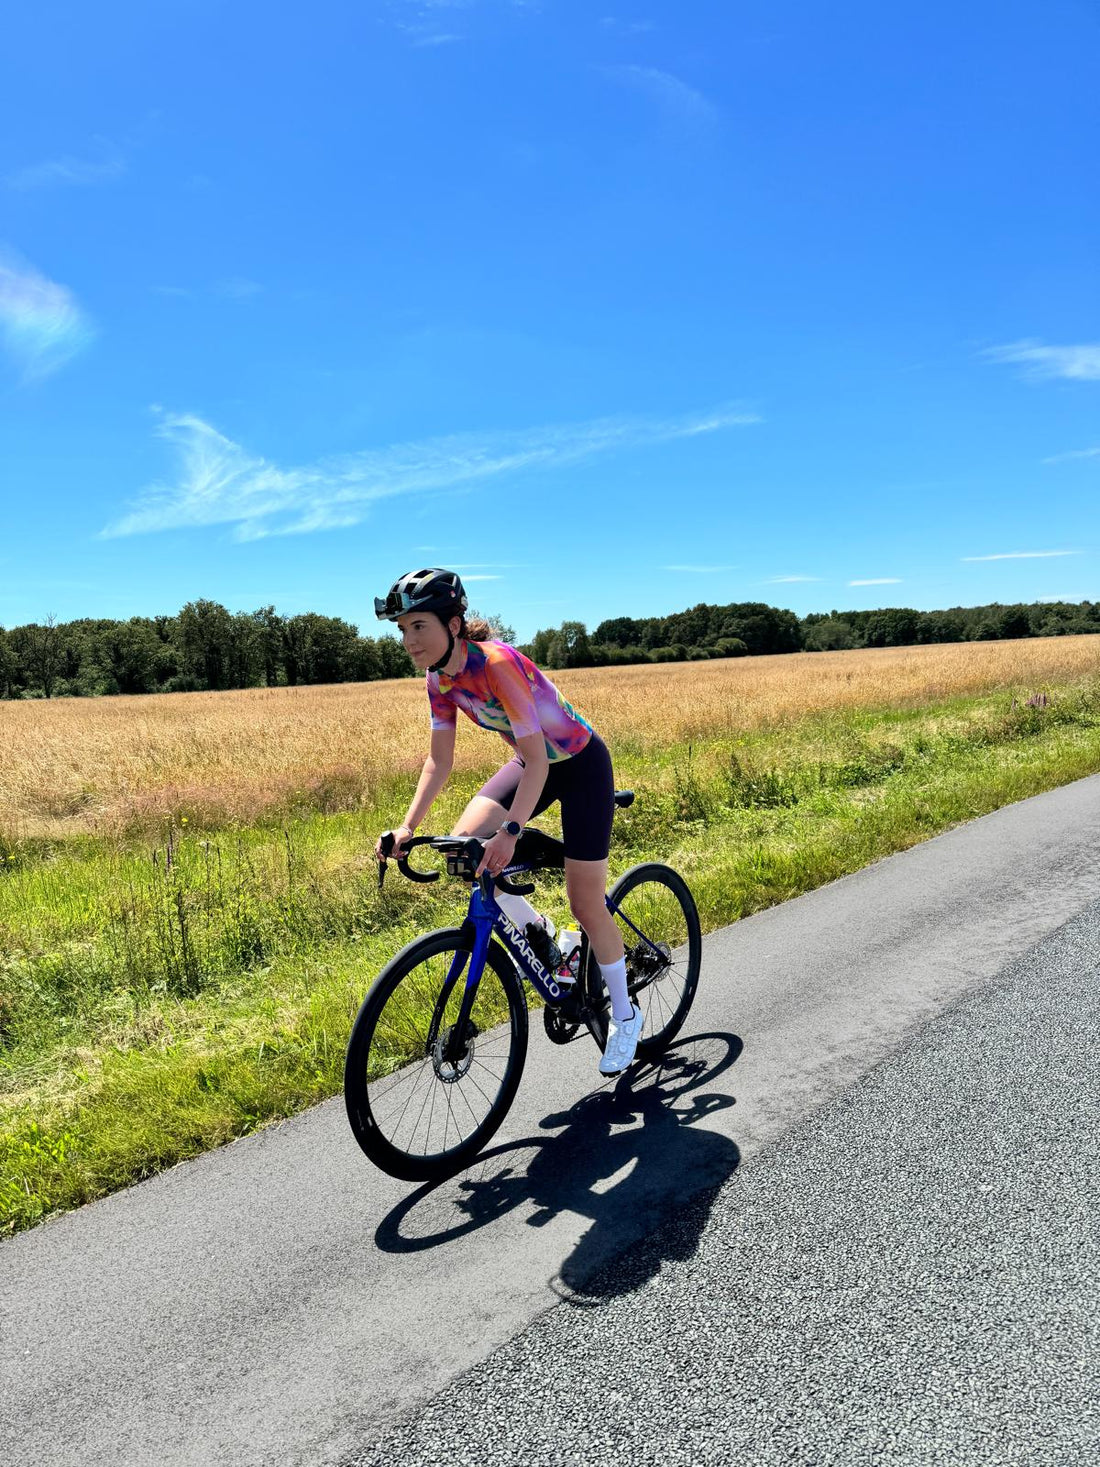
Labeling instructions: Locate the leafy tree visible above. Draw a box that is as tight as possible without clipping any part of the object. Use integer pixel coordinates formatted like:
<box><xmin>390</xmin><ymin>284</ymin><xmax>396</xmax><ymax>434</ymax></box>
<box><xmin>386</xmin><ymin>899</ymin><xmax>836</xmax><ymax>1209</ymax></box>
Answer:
<box><xmin>803</xmin><ymin>618</ymin><xmax>855</xmax><ymax>652</ymax></box>
<box><xmin>281</xmin><ymin>613</ymin><xmax>359</xmax><ymax>684</ymax></box>
<box><xmin>593</xmin><ymin>616</ymin><xmax>640</xmax><ymax>647</ymax></box>
<box><xmin>715</xmin><ymin>604</ymin><xmax>801</xmax><ymax>655</ymax></box>
<box><xmin>470</xmin><ymin>609</ymin><xmax>517</xmax><ymax>644</ymax></box>
<box><xmin>92</xmin><ymin>619</ymin><xmax>163</xmax><ymax>694</ymax></box>
<box><xmin>226</xmin><ymin>612</ymin><xmax>264</xmax><ymax>688</ymax></box>
<box><xmin>376</xmin><ymin>635</ymin><xmax>415</xmax><ymax>679</ymax></box>
<box><xmin>712</xmin><ymin>638</ymin><xmax>748</xmax><ymax>657</ymax></box>
<box><xmin>555</xmin><ymin>621</ymin><xmax>592</xmax><ymax>667</ymax></box>
<box><xmin>0</xmin><ymin>627</ymin><xmax>17</xmax><ymax>699</ymax></box>
<box><xmin>864</xmin><ymin>608</ymin><xmax>921</xmax><ymax>648</ymax></box>
<box><xmin>350</xmin><ymin>637</ymin><xmax>383</xmax><ymax>681</ymax></box>
<box><xmin>997</xmin><ymin>607</ymin><xmax>1031</xmax><ymax>640</ymax></box>
<box><xmin>641</xmin><ymin>618</ymin><xmax>667</xmax><ymax>650</ymax></box>
<box><xmin>251</xmin><ymin>606</ymin><xmax>284</xmax><ymax>686</ymax></box>
<box><xmin>178</xmin><ymin>600</ymin><xmax>234</xmax><ymax>690</ymax></box>
<box><xmin>12</xmin><ymin>616</ymin><xmax>62</xmax><ymax>698</ymax></box>
<box><xmin>527</xmin><ymin>627</ymin><xmax>557</xmax><ymax>664</ymax></box>
<box><xmin>664</xmin><ymin>604</ymin><xmax>713</xmax><ymax>649</ymax></box>
<box><xmin>916</xmin><ymin>613</ymin><xmax>965</xmax><ymax>645</ymax></box>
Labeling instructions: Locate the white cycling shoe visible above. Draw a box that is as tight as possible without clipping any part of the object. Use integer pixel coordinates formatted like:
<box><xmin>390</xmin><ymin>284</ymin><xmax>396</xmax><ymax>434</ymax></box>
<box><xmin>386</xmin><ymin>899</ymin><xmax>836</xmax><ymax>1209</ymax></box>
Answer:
<box><xmin>599</xmin><ymin>1003</ymin><xmax>644</xmax><ymax>1075</ymax></box>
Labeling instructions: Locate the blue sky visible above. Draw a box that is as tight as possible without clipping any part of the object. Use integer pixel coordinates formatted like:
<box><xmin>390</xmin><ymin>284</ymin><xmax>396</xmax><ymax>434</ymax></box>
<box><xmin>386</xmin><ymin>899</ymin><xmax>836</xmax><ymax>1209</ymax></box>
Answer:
<box><xmin>1</xmin><ymin>0</ymin><xmax>1097</xmax><ymax>641</ymax></box>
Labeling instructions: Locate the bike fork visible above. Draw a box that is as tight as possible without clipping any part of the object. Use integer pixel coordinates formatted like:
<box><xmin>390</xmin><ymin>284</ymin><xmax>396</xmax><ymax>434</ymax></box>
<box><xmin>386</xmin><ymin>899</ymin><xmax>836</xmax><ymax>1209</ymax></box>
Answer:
<box><xmin>442</xmin><ymin>912</ymin><xmax>493</xmax><ymax>1063</ymax></box>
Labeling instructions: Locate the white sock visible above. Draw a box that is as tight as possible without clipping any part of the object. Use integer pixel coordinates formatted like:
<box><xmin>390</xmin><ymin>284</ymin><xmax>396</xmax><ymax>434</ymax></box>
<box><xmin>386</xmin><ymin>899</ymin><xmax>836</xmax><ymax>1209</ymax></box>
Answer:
<box><xmin>496</xmin><ymin>891</ymin><xmax>554</xmax><ymax>939</ymax></box>
<box><xmin>599</xmin><ymin>956</ymin><xmax>632</xmax><ymax>1022</ymax></box>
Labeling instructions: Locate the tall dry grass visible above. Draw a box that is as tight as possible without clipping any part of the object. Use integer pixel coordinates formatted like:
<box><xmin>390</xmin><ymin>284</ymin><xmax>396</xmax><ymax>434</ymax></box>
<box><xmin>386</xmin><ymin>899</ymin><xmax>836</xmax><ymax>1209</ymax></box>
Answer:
<box><xmin>2</xmin><ymin>635</ymin><xmax>1098</xmax><ymax>839</ymax></box>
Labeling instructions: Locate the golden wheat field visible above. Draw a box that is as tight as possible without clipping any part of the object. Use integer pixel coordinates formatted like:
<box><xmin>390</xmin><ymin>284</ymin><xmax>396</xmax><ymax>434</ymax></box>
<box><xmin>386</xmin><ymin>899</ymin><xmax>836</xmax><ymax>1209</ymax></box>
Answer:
<box><xmin>2</xmin><ymin>636</ymin><xmax>1098</xmax><ymax>839</ymax></box>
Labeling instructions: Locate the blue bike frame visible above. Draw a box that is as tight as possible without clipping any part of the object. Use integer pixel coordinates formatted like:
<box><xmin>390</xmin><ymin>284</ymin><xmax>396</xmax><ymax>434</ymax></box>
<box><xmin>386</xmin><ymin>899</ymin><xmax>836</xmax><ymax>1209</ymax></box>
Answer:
<box><xmin>432</xmin><ymin>857</ymin><xmax>664</xmax><ymax>1062</ymax></box>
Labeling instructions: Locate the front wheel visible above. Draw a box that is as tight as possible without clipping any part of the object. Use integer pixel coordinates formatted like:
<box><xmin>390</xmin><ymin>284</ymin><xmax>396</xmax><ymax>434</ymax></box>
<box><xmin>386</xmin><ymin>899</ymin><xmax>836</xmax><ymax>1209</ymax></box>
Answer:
<box><xmin>344</xmin><ymin>928</ymin><xmax>528</xmax><ymax>1181</ymax></box>
<box><xmin>606</xmin><ymin>862</ymin><xmax>702</xmax><ymax>1058</ymax></box>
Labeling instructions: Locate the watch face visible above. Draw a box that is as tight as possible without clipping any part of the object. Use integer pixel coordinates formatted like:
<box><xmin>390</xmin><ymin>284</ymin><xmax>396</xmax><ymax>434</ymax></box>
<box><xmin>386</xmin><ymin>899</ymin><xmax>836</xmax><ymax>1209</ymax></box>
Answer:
<box><xmin>503</xmin><ymin>820</ymin><xmax>521</xmax><ymax>836</ymax></box>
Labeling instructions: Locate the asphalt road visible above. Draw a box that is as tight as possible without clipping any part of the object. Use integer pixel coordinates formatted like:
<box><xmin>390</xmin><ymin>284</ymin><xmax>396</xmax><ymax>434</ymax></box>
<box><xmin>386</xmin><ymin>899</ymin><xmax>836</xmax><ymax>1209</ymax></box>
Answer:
<box><xmin>3</xmin><ymin>774</ymin><xmax>1100</xmax><ymax>1466</ymax></box>
<box><xmin>352</xmin><ymin>882</ymin><xmax>1100</xmax><ymax>1466</ymax></box>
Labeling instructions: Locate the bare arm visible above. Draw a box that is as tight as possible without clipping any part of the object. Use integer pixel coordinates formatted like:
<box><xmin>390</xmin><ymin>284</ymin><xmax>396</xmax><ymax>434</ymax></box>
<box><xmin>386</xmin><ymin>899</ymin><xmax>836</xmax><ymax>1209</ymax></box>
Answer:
<box><xmin>403</xmin><ymin>724</ymin><xmax>456</xmax><ymax>830</ymax></box>
<box><xmin>475</xmin><ymin>731</ymin><xmax>549</xmax><ymax>876</ymax></box>
<box><xmin>500</xmin><ymin>732</ymin><xmax>549</xmax><ymax>829</ymax></box>
<box><xmin>377</xmin><ymin>725</ymin><xmax>455</xmax><ymax>859</ymax></box>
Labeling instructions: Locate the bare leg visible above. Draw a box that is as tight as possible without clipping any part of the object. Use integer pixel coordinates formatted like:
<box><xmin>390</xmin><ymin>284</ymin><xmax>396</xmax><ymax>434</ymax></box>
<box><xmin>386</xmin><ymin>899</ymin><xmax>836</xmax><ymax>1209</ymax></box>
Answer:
<box><xmin>450</xmin><ymin>794</ymin><xmax>509</xmax><ymax>839</ymax></box>
<box><xmin>564</xmin><ymin>857</ymin><xmax>624</xmax><ymax>966</ymax></box>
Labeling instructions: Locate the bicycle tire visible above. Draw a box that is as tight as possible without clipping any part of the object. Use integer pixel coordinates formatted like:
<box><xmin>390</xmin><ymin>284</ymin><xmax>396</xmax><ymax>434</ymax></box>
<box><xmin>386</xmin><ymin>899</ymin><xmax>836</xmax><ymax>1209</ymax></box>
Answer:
<box><xmin>344</xmin><ymin>927</ymin><xmax>528</xmax><ymax>1182</ymax></box>
<box><xmin>606</xmin><ymin>862</ymin><xmax>702</xmax><ymax>1058</ymax></box>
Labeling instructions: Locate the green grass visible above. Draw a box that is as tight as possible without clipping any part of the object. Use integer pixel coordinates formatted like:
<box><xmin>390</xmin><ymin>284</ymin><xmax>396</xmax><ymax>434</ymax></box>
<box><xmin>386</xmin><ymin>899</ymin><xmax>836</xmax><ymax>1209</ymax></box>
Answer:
<box><xmin>3</xmin><ymin>676</ymin><xmax>1100</xmax><ymax>1233</ymax></box>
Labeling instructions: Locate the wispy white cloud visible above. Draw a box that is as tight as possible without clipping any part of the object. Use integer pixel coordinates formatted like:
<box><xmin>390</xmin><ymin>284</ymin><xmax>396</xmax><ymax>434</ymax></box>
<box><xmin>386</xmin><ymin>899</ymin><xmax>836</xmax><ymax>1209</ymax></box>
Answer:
<box><xmin>984</xmin><ymin>340</ymin><xmax>1100</xmax><ymax>382</ymax></box>
<box><xmin>388</xmin><ymin>1</ymin><xmax>541</xmax><ymax>46</ymax></box>
<box><xmin>389</xmin><ymin>0</ymin><xmax>473</xmax><ymax>45</ymax></box>
<box><xmin>5</xmin><ymin>137</ymin><xmax>126</xmax><ymax>190</ymax></box>
<box><xmin>601</xmin><ymin>16</ymin><xmax>657</xmax><ymax>35</ymax></box>
<box><xmin>961</xmin><ymin>550</ymin><xmax>1080</xmax><ymax>562</ymax></box>
<box><xmin>0</xmin><ymin>249</ymin><xmax>95</xmax><ymax>380</ymax></box>
<box><xmin>103</xmin><ymin>402</ymin><xmax>761</xmax><ymax>541</ymax></box>
<box><xmin>1042</xmin><ymin>446</ymin><xmax>1100</xmax><ymax>464</ymax></box>
<box><xmin>214</xmin><ymin>277</ymin><xmax>263</xmax><ymax>300</ymax></box>
<box><xmin>662</xmin><ymin>564</ymin><xmax>737</xmax><ymax>573</ymax></box>
<box><xmin>606</xmin><ymin>64</ymin><xmax>718</xmax><ymax>129</ymax></box>
<box><xmin>766</xmin><ymin>575</ymin><xmax>822</xmax><ymax>583</ymax></box>
<box><xmin>153</xmin><ymin>279</ymin><xmax>264</xmax><ymax>301</ymax></box>
<box><xmin>848</xmin><ymin>578</ymin><xmax>902</xmax><ymax>586</ymax></box>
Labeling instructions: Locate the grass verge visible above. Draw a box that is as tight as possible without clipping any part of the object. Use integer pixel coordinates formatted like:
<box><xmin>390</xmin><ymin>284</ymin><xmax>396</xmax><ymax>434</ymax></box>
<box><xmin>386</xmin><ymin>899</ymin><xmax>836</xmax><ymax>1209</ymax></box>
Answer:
<box><xmin>3</xmin><ymin>677</ymin><xmax>1099</xmax><ymax>1233</ymax></box>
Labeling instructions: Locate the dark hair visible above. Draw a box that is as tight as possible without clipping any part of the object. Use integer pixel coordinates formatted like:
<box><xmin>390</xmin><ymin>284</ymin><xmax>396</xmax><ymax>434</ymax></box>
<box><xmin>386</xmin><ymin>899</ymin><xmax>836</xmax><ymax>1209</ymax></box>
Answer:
<box><xmin>436</xmin><ymin>610</ymin><xmax>496</xmax><ymax>642</ymax></box>
<box><xmin>462</xmin><ymin>615</ymin><xmax>494</xmax><ymax>641</ymax></box>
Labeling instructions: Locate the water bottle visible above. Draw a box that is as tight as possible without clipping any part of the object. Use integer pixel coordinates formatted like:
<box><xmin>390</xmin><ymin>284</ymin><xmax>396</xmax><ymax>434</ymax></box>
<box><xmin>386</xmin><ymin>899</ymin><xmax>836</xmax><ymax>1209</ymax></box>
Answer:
<box><xmin>496</xmin><ymin>891</ymin><xmax>555</xmax><ymax>941</ymax></box>
<box><xmin>556</xmin><ymin>929</ymin><xmax>582</xmax><ymax>984</ymax></box>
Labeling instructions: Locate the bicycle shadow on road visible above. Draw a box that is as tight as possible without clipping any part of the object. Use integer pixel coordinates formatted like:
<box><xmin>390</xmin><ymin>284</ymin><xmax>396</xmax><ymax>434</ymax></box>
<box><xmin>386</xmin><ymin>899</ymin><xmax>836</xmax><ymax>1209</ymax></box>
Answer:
<box><xmin>374</xmin><ymin>1030</ymin><xmax>743</xmax><ymax>1303</ymax></box>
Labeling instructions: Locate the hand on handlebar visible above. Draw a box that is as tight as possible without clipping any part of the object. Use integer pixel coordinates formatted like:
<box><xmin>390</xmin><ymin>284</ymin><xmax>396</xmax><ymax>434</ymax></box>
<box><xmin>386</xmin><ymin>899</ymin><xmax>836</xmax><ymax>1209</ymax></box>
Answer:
<box><xmin>475</xmin><ymin>829</ymin><xmax>517</xmax><ymax>879</ymax></box>
<box><xmin>376</xmin><ymin>825</ymin><xmax>413</xmax><ymax>863</ymax></box>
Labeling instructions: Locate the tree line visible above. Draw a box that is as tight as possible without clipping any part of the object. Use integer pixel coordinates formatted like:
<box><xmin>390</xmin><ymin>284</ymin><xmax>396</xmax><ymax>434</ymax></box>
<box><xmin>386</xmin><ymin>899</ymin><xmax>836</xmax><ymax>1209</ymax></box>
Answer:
<box><xmin>1</xmin><ymin>596</ymin><xmax>1096</xmax><ymax>699</ymax></box>
<box><xmin>0</xmin><ymin>603</ymin><xmax>415</xmax><ymax>700</ymax></box>
<box><xmin>523</xmin><ymin>598</ymin><xmax>1100</xmax><ymax>667</ymax></box>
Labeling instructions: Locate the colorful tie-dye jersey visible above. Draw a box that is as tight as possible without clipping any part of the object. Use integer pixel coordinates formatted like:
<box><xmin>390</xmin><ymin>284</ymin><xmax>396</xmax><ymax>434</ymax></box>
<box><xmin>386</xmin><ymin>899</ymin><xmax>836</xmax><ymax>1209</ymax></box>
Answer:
<box><xmin>427</xmin><ymin>641</ymin><xmax>594</xmax><ymax>763</ymax></box>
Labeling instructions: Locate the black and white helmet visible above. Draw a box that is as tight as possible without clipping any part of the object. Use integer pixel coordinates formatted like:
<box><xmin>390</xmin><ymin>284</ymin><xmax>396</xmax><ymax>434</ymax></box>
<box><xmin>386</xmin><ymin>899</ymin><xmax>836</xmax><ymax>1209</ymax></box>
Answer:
<box><xmin>374</xmin><ymin>568</ymin><xmax>468</xmax><ymax>623</ymax></box>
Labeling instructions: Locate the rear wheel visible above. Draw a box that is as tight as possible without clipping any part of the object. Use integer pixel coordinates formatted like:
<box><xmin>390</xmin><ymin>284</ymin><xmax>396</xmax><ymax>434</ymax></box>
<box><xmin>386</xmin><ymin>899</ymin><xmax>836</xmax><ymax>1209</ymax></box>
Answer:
<box><xmin>344</xmin><ymin>928</ymin><xmax>528</xmax><ymax>1181</ymax></box>
<box><xmin>606</xmin><ymin>862</ymin><xmax>702</xmax><ymax>1058</ymax></box>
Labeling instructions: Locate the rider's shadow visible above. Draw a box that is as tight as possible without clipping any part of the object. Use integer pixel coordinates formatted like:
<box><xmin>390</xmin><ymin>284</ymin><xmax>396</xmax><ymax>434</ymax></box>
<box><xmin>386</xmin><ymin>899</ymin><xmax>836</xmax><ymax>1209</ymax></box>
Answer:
<box><xmin>375</xmin><ymin>1031</ymin><xmax>743</xmax><ymax>1303</ymax></box>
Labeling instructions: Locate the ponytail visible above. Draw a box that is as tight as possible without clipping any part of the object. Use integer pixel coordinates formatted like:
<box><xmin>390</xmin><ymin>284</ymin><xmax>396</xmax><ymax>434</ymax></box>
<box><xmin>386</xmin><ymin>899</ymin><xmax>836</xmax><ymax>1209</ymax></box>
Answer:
<box><xmin>461</xmin><ymin>615</ymin><xmax>496</xmax><ymax>642</ymax></box>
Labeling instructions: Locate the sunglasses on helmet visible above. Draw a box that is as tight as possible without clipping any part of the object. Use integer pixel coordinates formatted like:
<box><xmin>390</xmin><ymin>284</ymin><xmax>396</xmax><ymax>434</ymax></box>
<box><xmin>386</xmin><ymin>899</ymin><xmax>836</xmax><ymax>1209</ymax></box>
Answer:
<box><xmin>375</xmin><ymin>590</ymin><xmax>416</xmax><ymax>618</ymax></box>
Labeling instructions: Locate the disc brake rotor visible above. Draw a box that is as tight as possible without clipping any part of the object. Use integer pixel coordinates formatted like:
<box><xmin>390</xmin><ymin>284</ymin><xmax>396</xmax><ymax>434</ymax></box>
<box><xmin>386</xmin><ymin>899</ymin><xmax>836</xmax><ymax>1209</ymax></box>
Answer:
<box><xmin>431</xmin><ymin>1021</ymin><xmax>478</xmax><ymax>1082</ymax></box>
<box><xmin>628</xmin><ymin>941</ymin><xmax>672</xmax><ymax>988</ymax></box>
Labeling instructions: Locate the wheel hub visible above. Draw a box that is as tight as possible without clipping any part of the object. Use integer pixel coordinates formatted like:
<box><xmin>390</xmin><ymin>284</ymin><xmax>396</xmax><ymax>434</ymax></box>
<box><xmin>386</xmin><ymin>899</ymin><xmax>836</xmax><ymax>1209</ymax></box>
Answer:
<box><xmin>431</xmin><ymin>1022</ymin><xmax>477</xmax><ymax>1082</ymax></box>
<box><xmin>629</xmin><ymin>941</ymin><xmax>671</xmax><ymax>986</ymax></box>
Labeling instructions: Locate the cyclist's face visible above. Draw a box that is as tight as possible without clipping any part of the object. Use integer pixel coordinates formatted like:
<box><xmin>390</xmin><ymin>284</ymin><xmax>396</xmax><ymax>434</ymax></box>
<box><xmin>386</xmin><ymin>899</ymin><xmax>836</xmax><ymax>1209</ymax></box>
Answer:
<box><xmin>397</xmin><ymin>612</ymin><xmax>457</xmax><ymax>669</ymax></box>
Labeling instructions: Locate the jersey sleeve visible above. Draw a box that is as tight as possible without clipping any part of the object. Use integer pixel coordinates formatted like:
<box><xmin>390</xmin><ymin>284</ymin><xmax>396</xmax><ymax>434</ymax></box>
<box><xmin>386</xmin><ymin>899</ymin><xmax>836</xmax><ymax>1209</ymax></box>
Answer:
<box><xmin>426</xmin><ymin>674</ymin><xmax>457</xmax><ymax>731</ymax></box>
<box><xmin>482</xmin><ymin>645</ymin><xmax>541</xmax><ymax>741</ymax></box>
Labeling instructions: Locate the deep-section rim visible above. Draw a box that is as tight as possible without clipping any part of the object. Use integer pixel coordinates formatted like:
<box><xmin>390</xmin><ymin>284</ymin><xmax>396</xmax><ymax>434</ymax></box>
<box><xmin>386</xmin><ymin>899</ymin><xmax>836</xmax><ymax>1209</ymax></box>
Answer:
<box><xmin>344</xmin><ymin>927</ymin><xmax>529</xmax><ymax>1182</ymax></box>
<box><xmin>607</xmin><ymin>861</ymin><xmax>702</xmax><ymax>1058</ymax></box>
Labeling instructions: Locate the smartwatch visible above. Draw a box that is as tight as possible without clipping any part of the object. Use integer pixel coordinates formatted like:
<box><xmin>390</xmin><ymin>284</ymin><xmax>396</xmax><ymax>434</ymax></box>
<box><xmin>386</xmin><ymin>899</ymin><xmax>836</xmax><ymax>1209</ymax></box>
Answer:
<box><xmin>499</xmin><ymin>819</ymin><xmax>522</xmax><ymax>838</ymax></box>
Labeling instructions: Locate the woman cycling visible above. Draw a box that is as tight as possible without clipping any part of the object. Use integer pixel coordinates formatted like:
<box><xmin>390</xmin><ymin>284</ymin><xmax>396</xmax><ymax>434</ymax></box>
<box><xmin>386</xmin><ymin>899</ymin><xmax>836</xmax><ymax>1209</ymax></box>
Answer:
<box><xmin>374</xmin><ymin>566</ymin><xmax>643</xmax><ymax>1076</ymax></box>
